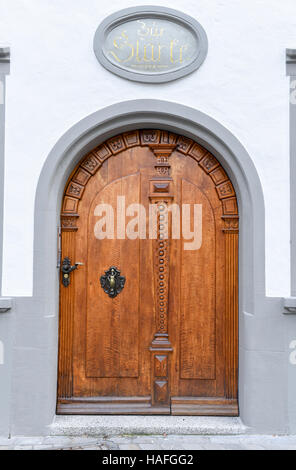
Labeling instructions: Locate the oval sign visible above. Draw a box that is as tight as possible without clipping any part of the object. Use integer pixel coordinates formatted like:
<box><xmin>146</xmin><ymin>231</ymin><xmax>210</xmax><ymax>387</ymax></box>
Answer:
<box><xmin>93</xmin><ymin>6</ymin><xmax>208</xmax><ymax>83</ymax></box>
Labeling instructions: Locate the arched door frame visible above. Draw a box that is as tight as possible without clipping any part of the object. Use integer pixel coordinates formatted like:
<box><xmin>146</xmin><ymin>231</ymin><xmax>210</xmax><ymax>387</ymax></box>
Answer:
<box><xmin>33</xmin><ymin>99</ymin><xmax>266</xmax><ymax>426</ymax></box>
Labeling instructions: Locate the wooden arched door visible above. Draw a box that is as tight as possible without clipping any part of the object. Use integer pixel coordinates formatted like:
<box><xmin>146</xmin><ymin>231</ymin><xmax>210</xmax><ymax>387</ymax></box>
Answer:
<box><xmin>57</xmin><ymin>130</ymin><xmax>239</xmax><ymax>415</ymax></box>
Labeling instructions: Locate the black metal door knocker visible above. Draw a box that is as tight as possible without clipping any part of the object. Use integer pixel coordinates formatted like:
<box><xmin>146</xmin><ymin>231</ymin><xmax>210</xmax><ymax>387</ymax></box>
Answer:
<box><xmin>100</xmin><ymin>266</ymin><xmax>126</xmax><ymax>298</ymax></box>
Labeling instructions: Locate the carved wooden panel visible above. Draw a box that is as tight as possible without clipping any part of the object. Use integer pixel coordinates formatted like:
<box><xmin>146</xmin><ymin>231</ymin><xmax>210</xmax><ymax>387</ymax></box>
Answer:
<box><xmin>86</xmin><ymin>174</ymin><xmax>140</xmax><ymax>378</ymax></box>
<box><xmin>154</xmin><ymin>355</ymin><xmax>168</xmax><ymax>378</ymax></box>
<box><xmin>154</xmin><ymin>380</ymin><xmax>169</xmax><ymax>404</ymax></box>
<box><xmin>180</xmin><ymin>179</ymin><xmax>216</xmax><ymax>380</ymax></box>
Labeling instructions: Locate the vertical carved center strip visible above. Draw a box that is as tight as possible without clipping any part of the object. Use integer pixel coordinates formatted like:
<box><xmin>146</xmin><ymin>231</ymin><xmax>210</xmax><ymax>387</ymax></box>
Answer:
<box><xmin>156</xmin><ymin>202</ymin><xmax>169</xmax><ymax>335</ymax></box>
<box><xmin>146</xmin><ymin>144</ymin><xmax>176</xmax><ymax>408</ymax></box>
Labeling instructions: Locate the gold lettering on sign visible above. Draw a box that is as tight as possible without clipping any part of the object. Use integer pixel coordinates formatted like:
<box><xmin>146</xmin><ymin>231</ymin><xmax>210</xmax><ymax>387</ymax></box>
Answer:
<box><xmin>137</xmin><ymin>21</ymin><xmax>164</xmax><ymax>38</ymax></box>
<box><xmin>109</xmin><ymin>31</ymin><xmax>134</xmax><ymax>63</ymax></box>
<box><xmin>106</xmin><ymin>19</ymin><xmax>194</xmax><ymax>70</ymax></box>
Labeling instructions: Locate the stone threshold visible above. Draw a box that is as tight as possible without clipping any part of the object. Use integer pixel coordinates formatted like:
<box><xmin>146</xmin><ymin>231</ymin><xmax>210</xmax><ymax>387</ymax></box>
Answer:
<box><xmin>50</xmin><ymin>415</ymin><xmax>248</xmax><ymax>437</ymax></box>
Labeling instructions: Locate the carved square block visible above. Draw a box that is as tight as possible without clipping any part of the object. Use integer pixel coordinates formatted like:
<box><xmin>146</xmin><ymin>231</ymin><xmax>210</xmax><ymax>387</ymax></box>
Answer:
<box><xmin>93</xmin><ymin>144</ymin><xmax>112</xmax><ymax>161</ymax></box>
<box><xmin>210</xmin><ymin>166</ymin><xmax>228</xmax><ymax>185</ymax></box>
<box><xmin>62</xmin><ymin>196</ymin><xmax>79</xmax><ymax>214</ymax></box>
<box><xmin>72</xmin><ymin>168</ymin><xmax>92</xmax><ymax>186</ymax></box>
<box><xmin>81</xmin><ymin>153</ymin><xmax>101</xmax><ymax>175</ymax></box>
<box><xmin>199</xmin><ymin>153</ymin><xmax>220</xmax><ymax>173</ymax></box>
<box><xmin>66</xmin><ymin>181</ymin><xmax>85</xmax><ymax>199</ymax></box>
<box><xmin>188</xmin><ymin>143</ymin><xmax>207</xmax><ymax>162</ymax></box>
<box><xmin>222</xmin><ymin>197</ymin><xmax>238</xmax><ymax>215</ymax></box>
<box><xmin>123</xmin><ymin>131</ymin><xmax>140</xmax><ymax>148</ymax></box>
<box><xmin>160</xmin><ymin>131</ymin><xmax>178</xmax><ymax>145</ymax></box>
<box><xmin>140</xmin><ymin>130</ymin><xmax>160</xmax><ymax>145</ymax></box>
<box><xmin>154</xmin><ymin>355</ymin><xmax>168</xmax><ymax>378</ymax></box>
<box><xmin>150</xmin><ymin>181</ymin><xmax>170</xmax><ymax>194</ymax></box>
<box><xmin>107</xmin><ymin>135</ymin><xmax>126</xmax><ymax>155</ymax></box>
<box><xmin>216</xmin><ymin>181</ymin><xmax>236</xmax><ymax>200</ymax></box>
<box><xmin>61</xmin><ymin>215</ymin><xmax>78</xmax><ymax>231</ymax></box>
<box><xmin>176</xmin><ymin>136</ymin><xmax>193</xmax><ymax>154</ymax></box>
<box><xmin>154</xmin><ymin>380</ymin><xmax>169</xmax><ymax>405</ymax></box>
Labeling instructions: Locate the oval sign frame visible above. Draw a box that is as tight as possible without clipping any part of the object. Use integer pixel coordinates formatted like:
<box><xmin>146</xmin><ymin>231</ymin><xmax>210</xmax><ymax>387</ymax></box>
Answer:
<box><xmin>93</xmin><ymin>6</ymin><xmax>208</xmax><ymax>83</ymax></box>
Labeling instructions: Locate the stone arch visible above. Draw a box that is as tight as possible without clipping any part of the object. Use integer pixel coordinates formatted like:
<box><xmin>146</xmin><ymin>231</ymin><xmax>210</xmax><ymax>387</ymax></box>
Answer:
<box><xmin>31</xmin><ymin>99</ymin><xmax>266</xmax><ymax>430</ymax></box>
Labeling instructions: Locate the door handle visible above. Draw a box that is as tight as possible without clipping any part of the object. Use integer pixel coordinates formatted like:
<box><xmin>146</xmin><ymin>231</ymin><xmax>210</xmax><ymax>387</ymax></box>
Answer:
<box><xmin>61</xmin><ymin>257</ymin><xmax>84</xmax><ymax>287</ymax></box>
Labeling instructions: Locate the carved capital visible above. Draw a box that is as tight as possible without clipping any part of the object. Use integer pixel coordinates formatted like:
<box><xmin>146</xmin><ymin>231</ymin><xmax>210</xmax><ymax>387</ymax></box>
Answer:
<box><xmin>61</xmin><ymin>214</ymin><xmax>79</xmax><ymax>231</ymax></box>
<box><xmin>222</xmin><ymin>216</ymin><xmax>239</xmax><ymax>233</ymax></box>
<box><xmin>148</xmin><ymin>144</ymin><xmax>177</xmax><ymax>159</ymax></box>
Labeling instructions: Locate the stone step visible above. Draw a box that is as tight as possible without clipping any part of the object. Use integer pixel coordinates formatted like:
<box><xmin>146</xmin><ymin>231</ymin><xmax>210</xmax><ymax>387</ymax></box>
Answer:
<box><xmin>50</xmin><ymin>415</ymin><xmax>248</xmax><ymax>437</ymax></box>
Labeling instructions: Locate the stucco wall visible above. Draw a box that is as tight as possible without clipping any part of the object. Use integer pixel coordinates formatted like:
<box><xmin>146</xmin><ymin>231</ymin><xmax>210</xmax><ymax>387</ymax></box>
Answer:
<box><xmin>0</xmin><ymin>0</ymin><xmax>295</xmax><ymax>296</ymax></box>
<box><xmin>0</xmin><ymin>0</ymin><xmax>296</xmax><ymax>438</ymax></box>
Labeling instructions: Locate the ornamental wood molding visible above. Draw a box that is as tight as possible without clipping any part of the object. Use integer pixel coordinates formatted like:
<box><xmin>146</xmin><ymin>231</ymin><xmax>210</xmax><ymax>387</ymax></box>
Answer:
<box><xmin>61</xmin><ymin>129</ymin><xmax>239</xmax><ymax>232</ymax></box>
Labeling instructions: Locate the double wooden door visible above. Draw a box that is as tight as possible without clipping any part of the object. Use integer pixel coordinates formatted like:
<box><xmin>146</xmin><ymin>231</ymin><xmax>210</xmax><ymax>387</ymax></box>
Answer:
<box><xmin>57</xmin><ymin>130</ymin><xmax>238</xmax><ymax>415</ymax></box>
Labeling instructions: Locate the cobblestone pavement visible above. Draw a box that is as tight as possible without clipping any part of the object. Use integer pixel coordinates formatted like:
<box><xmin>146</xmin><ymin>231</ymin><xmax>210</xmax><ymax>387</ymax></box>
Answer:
<box><xmin>0</xmin><ymin>435</ymin><xmax>295</xmax><ymax>450</ymax></box>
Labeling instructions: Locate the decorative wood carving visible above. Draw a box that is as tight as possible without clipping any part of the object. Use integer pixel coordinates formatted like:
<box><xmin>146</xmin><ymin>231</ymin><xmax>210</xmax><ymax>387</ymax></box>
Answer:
<box><xmin>176</xmin><ymin>135</ymin><xmax>194</xmax><ymax>154</ymax></box>
<box><xmin>140</xmin><ymin>129</ymin><xmax>161</xmax><ymax>145</ymax></box>
<box><xmin>154</xmin><ymin>380</ymin><xmax>169</xmax><ymax>405</ymax></box>
<box><xmin>154</xmin><ymin>355</ymin><xmax>168</xmax><ymax>377</ymax></box>
<box><xmin>92</xmin><ymin>144</ymin><xmax>112</xmax><ymax>162</ymax></box>
<box><xmin>222</xmin><ymin>216</ymin><xmax>239</xmax><ymax>233</ymax></box>
<box><xmin>80</xmin><ymin>153</ymin><xmax>101</xmax><ymax>174</ymax></box>
<box><xmin>61</xmin><ymin>131</ymin><xmax>238</xmax><ymax>227</ymax></box>
<box><xmin>199</xmin><ymin>153</ymin><xmax>220</xmax><ymax>173</ymax></box>
<box><xmin>224</xmin><ymin>229</ymin><xmax>238</xmax><ymax>399</ymax></box>
<box><xmin>61</xmin><ymin>215</ymin><xmax>79</xmax><ymax>232</ymax></box>
<box><xmin>216</xmin><ymin>181</ymin><xmax>236</xmax><ymax>200</ymax></box>
<box><xmin>58</xmin><ymin>129</ymin><xmax>239</xmax><ymax>414</ymax></box>
<box><xmin>107</xmin><ymin>135</ymin><xmax>126</xmax><ymax>154</ymax></box>
<box><xmin>146</xmin><ymin>143</ymin><xmax>177</xmax><ymax>407</ymax></box>
<box><xmin>222</xmin><ymin>197</ymin><xmax>238</xmax><ymax>216</ymax></box>
<box><xmin>123</xmin><ymin>130</ymin><xmax>140</xmax><ymax>148</ymax></box>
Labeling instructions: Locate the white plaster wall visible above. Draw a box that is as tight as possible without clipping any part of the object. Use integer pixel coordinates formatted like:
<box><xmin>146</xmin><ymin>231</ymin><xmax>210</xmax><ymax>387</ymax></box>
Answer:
<box><xmin>0</xmin><ymin>0</ymin><xmax>295</xmax><ymax>297</ymax></box>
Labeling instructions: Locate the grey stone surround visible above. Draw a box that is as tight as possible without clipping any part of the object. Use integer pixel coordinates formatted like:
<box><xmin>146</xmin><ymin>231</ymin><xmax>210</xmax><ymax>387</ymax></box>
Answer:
<box><xmin>0</xmin><ymin>47</ymin><xmax>12</xmax><ymax>438</ymax></box>
<box><xmin>0</xmin><ymin>97</ymin><xmax>295</xmax><ymax>437</ymax></box>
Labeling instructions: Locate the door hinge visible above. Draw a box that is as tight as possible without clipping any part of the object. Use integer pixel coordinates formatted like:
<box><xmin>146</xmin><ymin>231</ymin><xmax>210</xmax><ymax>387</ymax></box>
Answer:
<box><xmin>57</xmin><ymin>226</ymin><xmax>62</xmax><ymax>269</ymax></box>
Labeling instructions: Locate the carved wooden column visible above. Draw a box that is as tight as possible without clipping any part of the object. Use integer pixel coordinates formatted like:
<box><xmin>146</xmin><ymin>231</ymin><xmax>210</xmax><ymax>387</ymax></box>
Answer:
<box><xmin>58</xmin><ymin>154</ymin><xmax>100</xmax><ymax>399</ymax></box>
<box><xmin>57</xmin><ymin>207</ymin><xmax>79</xmax><ymax>399</ymax></box>
<box><xmin>222</xmin><ymin>214</ymin><xmax>239</xmax><ymax>400</ymax></box>
<box><xmin>147</xmin><ymin>144</ymin><xmax>176</xmax><ymax>407</ymax></box>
